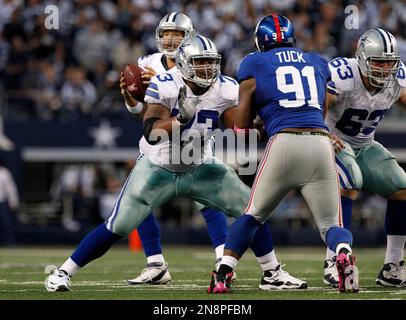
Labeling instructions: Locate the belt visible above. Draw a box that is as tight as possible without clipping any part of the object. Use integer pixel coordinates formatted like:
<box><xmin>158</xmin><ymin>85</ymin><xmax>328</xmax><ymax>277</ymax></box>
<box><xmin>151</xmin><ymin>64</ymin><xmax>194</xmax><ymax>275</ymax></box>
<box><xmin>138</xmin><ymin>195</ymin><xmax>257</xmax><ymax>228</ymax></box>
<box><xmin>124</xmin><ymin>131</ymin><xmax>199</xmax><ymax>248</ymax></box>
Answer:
<box><xmin>280</xmin><ymin>131</ymin><xmax>330</xmax><ymax>138</ymax></box>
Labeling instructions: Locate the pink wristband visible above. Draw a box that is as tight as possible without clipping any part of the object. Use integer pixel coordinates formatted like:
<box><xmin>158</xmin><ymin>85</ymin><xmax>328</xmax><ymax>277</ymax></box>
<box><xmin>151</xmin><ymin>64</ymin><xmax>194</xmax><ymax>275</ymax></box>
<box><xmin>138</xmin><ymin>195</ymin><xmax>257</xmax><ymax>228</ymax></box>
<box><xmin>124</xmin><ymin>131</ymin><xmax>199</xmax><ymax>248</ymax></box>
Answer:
<box><xmin>233</xmin><ymin>125</ymin><xmax>250</xmax><ymax>134</ymax></box>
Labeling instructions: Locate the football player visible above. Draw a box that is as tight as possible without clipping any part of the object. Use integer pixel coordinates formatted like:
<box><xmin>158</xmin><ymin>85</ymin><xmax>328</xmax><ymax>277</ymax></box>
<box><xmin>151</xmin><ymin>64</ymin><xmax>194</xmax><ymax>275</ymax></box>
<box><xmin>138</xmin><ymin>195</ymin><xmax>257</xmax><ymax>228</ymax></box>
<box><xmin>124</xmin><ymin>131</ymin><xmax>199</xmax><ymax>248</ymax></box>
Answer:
<box><xmin>45</xmin><ymin>35</ymin><xmax>306</xmax><ymax>292</ymax></box>
<box><xmin>211</xmin><ymin>14</ymin><xmax>358</xmax><ymax>294</ymax></box>
<box><xmin>119</xmin><ymin>12</ymin><xmax>300</xmax><ymax>287</ymax></box>
<box><xmin>121</xmin><ymin>11</ymin><xmax>227</xmax><ymax>286</ymax></box>
<box><xmin>323</xmin><ymin>28</ymin><xmax>406</xmax><ymax>287</ymax></box>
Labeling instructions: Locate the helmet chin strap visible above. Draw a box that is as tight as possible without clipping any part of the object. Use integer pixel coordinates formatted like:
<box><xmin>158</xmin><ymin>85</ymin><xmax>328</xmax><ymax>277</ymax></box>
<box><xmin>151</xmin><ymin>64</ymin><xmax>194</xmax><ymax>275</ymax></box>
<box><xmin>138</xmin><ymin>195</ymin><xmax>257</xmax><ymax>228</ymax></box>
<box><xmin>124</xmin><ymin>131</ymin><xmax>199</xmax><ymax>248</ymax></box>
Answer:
<box><xmin>194</xmin><ymin>80</ymin><xmax>212</xmax><ymax>88</ymax></box>
<box><xmin>370</xmin><ymin>76</ymin><xmax>397</xmax><ymax>89</ymax></box>
<box><xmin>188</xmin><ymin>74</ymin><xmax>211</xmax><ymax>88</ymax></box>
<box><xmin>164</xmin><ymin>50</ymin><xmax>176</xmax><ymax>59</ymax></box>
<box><xmin>369</xmin><ymin>77</ymin><xmax>386</xmax><ymax>88</ymax></box>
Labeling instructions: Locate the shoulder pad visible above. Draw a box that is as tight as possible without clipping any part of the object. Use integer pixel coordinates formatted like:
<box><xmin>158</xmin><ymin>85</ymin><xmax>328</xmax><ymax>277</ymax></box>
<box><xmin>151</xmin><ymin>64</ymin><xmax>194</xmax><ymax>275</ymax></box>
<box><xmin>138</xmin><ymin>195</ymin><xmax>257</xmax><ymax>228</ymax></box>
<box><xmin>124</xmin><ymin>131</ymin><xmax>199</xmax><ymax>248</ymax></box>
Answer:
<box><xmin>328</xmin><ymin>57</ymin><xmax>356</xmax><ymax>94</ymax></box>
<box><xmin>144</xmin><ymin>72</ymin><xmax>179</xmax><ymax>107</ymax></box>
<box><xmin>237</xmin><ymin>53</ymin><xmax>259</xmax><ymax>82</ymax></box>
<box><xmin>137</xmin><ymin>54</ymin><xmax>154</xmax><ymax>67</ymax></box>
<box><xmin>217</xmin><ymin>75</ymin><xmax>239</xmax><ymax>101</ymax></box>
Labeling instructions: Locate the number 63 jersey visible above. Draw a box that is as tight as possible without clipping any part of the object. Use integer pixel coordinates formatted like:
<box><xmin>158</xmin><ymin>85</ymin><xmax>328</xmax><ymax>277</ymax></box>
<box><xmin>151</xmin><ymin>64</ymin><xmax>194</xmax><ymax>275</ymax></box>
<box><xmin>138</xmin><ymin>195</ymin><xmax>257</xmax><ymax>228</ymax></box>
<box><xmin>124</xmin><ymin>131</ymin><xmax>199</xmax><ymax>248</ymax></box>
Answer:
<box><xmin>143</xmin><ymin>70</ymin><xmax>238</xmax><ymax>172</ymax></box>
<box><xmin>325</xmin><ymin>57</ymin><xmax>406</xmax><ymax>149</ymax></box>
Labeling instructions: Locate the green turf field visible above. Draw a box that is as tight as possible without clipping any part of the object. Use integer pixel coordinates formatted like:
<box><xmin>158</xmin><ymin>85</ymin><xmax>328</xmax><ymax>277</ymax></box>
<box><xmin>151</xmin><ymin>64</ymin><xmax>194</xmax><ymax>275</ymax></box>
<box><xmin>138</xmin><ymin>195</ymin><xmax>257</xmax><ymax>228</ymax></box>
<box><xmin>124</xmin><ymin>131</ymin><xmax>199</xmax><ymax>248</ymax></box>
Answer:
<box><xmin>0</xmin><ymin>246</ymin><xmax>405</xmax><ymax>300</ymax></box>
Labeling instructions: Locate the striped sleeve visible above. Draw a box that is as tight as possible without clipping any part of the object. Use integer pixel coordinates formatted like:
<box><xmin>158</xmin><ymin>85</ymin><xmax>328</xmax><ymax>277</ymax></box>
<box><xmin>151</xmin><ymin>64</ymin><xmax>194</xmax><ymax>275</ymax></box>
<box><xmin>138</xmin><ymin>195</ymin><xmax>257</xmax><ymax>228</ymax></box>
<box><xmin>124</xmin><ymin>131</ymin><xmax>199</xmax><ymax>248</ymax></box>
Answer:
<box><xmin>143</xmin><ymin>77</ymin><xmax>172</xmax><ymax>109</ymax></box>
<box><xmin>327</xmin><ymin>80</ymin><xmax>338</xmax><ymax>95</ymax></box>
<box><xmin>145</xmin><ymin>82</ymin><xmax>160</xmax><ymax>100</ymax></box>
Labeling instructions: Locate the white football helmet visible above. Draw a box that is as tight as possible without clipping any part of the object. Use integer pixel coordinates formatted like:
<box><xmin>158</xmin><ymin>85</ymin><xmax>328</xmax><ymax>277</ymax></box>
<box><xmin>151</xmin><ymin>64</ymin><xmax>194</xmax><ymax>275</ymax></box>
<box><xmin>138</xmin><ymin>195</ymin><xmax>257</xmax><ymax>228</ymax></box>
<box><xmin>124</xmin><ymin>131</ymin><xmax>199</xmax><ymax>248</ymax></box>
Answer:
<box><xmin>175</xmin><ymin>35</ymin><xmax>221</xmax><ymax>88</ymax></box>
<box><xmin>155</xmin><ymin>12</ymin><xmax>194</xmax><ymax>59</ymax></box>
<box><xmin>356</xmin><ymin>28</ymin><xmax>401</xmax><ymax>88</ymax></box>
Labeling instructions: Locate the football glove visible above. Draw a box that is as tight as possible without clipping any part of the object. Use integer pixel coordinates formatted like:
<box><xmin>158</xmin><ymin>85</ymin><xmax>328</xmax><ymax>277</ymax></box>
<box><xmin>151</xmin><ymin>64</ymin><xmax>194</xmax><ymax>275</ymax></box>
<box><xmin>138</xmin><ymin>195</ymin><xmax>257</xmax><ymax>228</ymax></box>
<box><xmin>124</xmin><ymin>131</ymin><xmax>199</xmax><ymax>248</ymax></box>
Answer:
<box><xmin>176</xmin><ymin>85</ymin><xmax>199</xmax><ymax>126</ymax></box>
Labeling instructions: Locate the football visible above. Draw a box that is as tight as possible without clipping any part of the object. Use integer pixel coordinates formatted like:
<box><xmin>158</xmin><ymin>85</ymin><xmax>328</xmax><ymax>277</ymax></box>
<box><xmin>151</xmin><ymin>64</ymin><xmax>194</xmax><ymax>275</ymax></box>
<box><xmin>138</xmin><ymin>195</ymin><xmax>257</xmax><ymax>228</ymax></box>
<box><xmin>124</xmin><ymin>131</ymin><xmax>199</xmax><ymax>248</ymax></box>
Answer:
<box><xmin>123</xmin><ymin>64</ymin><xmax>149</xmax><ymax>102</ymax></box>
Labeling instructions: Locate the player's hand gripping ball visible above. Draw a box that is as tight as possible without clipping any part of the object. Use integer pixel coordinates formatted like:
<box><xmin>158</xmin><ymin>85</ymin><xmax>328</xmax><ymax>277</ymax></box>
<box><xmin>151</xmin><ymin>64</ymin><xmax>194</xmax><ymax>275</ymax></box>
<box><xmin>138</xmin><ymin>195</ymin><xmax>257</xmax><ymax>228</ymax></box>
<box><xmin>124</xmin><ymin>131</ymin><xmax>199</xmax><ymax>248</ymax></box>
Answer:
<box><xmin>123</xmin><ymin>64</ymin><xmax>149</xmax><ymax>102</ymax></box>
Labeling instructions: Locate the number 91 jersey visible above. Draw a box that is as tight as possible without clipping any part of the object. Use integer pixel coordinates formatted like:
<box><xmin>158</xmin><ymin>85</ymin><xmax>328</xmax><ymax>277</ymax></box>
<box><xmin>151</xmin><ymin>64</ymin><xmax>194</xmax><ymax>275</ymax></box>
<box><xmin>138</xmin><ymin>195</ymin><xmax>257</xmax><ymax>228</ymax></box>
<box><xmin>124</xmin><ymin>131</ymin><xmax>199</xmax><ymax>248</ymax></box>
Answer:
<box><xmin>143</xmin><ymin>70</ymin><xmax>239</xmax><ymax>172</ymax></box>
<box><xmin>325</xmin><ymin>57</ymin><xmax>406</xmax><ymax>148</ymax></box>
<box><xmin>237</xmin><ymin>47</ymin><xmax>330</xmax><ymax>137</ymax></box>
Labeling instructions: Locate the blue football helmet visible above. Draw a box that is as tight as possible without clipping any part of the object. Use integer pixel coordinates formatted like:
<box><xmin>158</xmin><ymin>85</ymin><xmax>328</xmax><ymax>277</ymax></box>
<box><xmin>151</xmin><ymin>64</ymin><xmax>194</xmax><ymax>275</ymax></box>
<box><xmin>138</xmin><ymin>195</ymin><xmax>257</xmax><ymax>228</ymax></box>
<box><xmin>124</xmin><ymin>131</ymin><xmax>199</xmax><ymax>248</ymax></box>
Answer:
<box><xmin>254</xmin><ymin>14</ymin><xmax>296</xmax><ymax>52</ymax></box>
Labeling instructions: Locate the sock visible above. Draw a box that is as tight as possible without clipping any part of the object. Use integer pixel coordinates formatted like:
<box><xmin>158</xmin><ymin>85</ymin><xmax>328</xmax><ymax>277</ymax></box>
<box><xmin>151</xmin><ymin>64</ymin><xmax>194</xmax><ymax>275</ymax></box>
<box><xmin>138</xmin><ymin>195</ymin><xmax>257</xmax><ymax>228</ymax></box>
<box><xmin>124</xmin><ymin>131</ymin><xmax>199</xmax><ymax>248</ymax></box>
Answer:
<box><xmin>385</xmin><ymin>200</ymin><xmax>406</xmax><ymax>235</ymax></box>
<box><xmin>255</xmin><ymin>250</ymin><xmax>279</xmax><ymax>271</ymax></box>
<box><xmin>325</xmin><ymin>226</ymin><xmax>353</xmax><ymax>253</ymax></box>
<box><xmin>336</xmin><ymin>243</ymin><xmax>352</xmax><ymax>256</ymax></box>
<box><xmin>146</xmin><ymin>254</ymin><xmax>165</xmax><ymax>265</ymax></box>
<box><xmin>215</xmin><ymin>245</ymin><xmax>225</xmax><ymax>271</ymax></box>
<box><xmin>137</xmin><ymin>213</ymin><xmax>162</xmax><ymax>257</ymax></box>
<box><xmin>224</xmin><ymin>214</ymin><xmax>262</xmax><ymax>257</ymax></box>
<box><xmin>60</xmin><ymin>257</ymin><xmax>80</xmax><ymax>276</ymax></box>
<box><xmin>215</xmin><ymin>244</ymin><xmax>225</xmax><ymax>261</ymax></box>
<box><xmin>385</xmin><ymin>235</ymin><xmax>406</xmax><ymax>264</ymax></box>
<box><xmin>384</xmin><ymin>200</ymin><xmax>406</xmax><ymax>263</ymax></box>
<box><xmin>249</xmin><ymin>223</ymin><xmax>278</xmax><ymax>271</ymax></box>
<box><xmin>218</xmin><ymin>255</ymin><xmax>238</xmax><ymax>275</ymax></box>
<box><xmin>70</xmin><ymin>223</ymin><xmax>122</xmax><ymax>268</ymax></box>
<box><xmin>341</xmin><ymin>196</ymin><xmax>353</xmax><ymax>229</ymax></box>
<box><xmin>325</xmin><ymin>247</ymin><xmax>336</xmax><ymax>261</ymax></box>
<box><xmin>250</xmin><ymin>224</ymin><xmax>274</xmax><ymax>257</ymax></box>
<box><xmin>201</xmin><ymin>208</ymin><xmax>228</xmax><ymax>248</ymax></box>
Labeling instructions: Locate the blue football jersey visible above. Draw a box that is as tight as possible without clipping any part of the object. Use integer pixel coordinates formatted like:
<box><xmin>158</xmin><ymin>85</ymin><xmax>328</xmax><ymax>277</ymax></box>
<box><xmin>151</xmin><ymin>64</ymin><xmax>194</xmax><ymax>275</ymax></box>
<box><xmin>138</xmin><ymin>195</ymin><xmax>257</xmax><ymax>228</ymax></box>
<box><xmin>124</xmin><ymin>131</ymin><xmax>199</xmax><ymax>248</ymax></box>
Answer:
<box><xmin>237</xmin><ymin>47</ymin><xmax>330</xmax><ymax>136</ymax></box>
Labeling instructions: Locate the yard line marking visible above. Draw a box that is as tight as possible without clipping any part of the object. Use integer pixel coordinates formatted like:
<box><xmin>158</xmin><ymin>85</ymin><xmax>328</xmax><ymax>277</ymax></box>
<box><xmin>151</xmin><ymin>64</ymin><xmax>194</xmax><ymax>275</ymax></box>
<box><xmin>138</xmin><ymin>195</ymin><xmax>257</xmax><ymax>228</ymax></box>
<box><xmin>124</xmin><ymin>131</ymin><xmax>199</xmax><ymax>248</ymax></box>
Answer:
<box><xmin>390</xmin><ymin>290</ymin><xmax>406</xmax><ymax>295</ymax></box>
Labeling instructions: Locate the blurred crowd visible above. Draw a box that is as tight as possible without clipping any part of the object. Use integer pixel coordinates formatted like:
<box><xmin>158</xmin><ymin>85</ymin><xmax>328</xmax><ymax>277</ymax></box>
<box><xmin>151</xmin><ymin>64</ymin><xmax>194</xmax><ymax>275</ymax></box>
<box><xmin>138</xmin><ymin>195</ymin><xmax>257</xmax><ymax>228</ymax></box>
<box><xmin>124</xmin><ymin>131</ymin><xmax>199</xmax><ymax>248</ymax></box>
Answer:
<box><xmin>1</xmin><ymin>0</ymin><xmax>406</xmax><ymax>121</ymax></box>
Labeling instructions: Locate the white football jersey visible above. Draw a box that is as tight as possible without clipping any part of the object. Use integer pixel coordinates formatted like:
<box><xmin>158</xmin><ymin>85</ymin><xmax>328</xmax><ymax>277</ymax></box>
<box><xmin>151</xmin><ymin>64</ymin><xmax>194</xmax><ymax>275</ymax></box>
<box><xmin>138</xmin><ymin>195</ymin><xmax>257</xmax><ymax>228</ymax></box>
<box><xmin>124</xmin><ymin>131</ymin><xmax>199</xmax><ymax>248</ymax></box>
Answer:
<box><xmin>325</xmin><ymin>57</ymin><xmax>406</xmax><ymax>148</ymax></box>
<box><xmin>138</xmin><ymin>52</ymin><xmax>169</xmax><ymax>75</ymax></box>
<box><xmin>137</xmin><ymin>53</ymin><xmax>174</xmax><ymax>156</ymax></box>
<box><xmin>143</xmin><ymin>70</ymin><xmax>239</xmax><ymax>172</ymax></box>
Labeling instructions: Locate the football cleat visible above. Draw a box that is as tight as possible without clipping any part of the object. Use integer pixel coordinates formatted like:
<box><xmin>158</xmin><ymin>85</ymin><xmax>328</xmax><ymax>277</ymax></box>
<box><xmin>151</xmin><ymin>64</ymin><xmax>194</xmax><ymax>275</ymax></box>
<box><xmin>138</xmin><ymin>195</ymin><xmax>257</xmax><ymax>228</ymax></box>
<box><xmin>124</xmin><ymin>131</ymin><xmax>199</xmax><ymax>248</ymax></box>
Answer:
<box><xmin>45</xmin><ymin>267</ymin><xmax>71</xmax><ymax>292</ymax></box>
<box><xmin>336</xmin><ymin>253</ymin><xmax>359</xmax><ymax>293</ymax></box>
<box><xmin>127</xmin><ymin>262</ymin><xmax>171</xmax><ymax>285</ymax></box>
<box><xmin>376</xmin><ymin>261</ymin><xmax>406</xmax><ymax>287</ymax></box>
<box><xmin>259</xmin><ymin>264</ymin><xmax>307</xmax><ymax>290</ymax></box>
<box><xmin>323</xmin><ymin>257</ymin><xmax>339</xmax><ymax>287</ymax></box>
<box><xmin>208</xmin><ymin>269</ymin><xmax>236</xmax><ymax>293</ymax></box>
<box><xmin>207</xmin><ymin>270</ymin><xmax>234</xmax><ymax>294</ymax></box>
<box><xmin>215</xmin><ymin>258</ymin><xmax>237</xmax><ymax>283</ymax></box>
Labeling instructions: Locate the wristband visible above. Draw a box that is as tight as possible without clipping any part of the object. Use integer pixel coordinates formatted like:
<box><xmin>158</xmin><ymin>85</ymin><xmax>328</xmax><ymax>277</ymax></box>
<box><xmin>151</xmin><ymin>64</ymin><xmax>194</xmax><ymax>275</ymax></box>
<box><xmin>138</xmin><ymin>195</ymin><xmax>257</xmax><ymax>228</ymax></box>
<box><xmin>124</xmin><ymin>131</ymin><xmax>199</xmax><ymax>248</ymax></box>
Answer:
<box><xmin>233</xmin><ymin>125</ymin><xmax>250</xmax><ymax>134</ymax></box>
<box><xmin>126</xmin><ymin>101</ymin><xmax>144</xmax><ymax>114</ymax></box>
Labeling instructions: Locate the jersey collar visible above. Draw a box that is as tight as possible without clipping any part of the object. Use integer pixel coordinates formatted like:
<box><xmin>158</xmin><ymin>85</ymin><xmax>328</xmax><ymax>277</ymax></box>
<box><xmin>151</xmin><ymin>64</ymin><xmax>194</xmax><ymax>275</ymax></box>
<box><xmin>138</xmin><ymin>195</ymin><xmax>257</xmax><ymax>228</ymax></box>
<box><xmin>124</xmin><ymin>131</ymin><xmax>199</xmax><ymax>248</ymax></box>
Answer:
<box><xmin>161</xmin><ymin>54</ymin><xmax>171</xmax><ymax>71</ymax></box>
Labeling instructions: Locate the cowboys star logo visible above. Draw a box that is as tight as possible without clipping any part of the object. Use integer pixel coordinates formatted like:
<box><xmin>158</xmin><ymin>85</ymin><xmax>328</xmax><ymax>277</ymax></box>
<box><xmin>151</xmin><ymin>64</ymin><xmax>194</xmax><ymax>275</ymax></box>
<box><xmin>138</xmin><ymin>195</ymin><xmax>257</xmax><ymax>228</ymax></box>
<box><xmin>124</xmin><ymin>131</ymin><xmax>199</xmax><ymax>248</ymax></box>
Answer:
<box><xmin>359</xmin><ymin>35</ymin><xmax>371</xmax><ymax>50</ymax></box>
